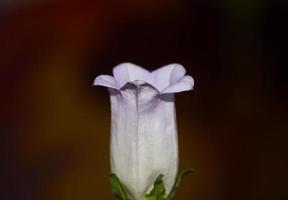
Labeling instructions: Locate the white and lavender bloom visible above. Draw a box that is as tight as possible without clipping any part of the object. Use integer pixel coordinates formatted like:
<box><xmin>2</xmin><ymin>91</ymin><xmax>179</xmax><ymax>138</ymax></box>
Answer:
<box><xmin>93</xmin><ymin>63</ymin><xmax>194</xmax><ymax>200</ymax></box>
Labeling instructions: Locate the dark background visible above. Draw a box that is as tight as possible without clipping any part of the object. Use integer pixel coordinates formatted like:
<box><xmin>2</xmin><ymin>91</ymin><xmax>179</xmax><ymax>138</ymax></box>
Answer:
<box><xmin>0</xmin><ymin>0</ymin><xmax>287</xmax><ymax>199</ymax></box>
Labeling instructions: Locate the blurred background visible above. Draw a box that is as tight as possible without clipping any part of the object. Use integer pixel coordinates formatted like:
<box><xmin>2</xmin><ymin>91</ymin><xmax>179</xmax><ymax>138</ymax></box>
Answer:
<box><xmin>0</xmin><ymin>0</ymin><xmax>287</xmax><ymax>199</ymax></box>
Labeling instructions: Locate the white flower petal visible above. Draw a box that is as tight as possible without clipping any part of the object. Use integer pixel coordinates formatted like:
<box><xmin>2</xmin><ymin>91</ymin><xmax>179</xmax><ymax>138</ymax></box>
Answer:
<box><xmin>93</xmin><ymin>63</ymin><xmax>194</xmax><ymax>200</ymax></box>
<box><xmin>113</xmin><ymin>63</ymin><xmax>153</xmax><ymax>88</ymax></box>
<box><xmin>93</xmin><ymin>75</ymin><xmax>119</xmax><ymax>89</ymax></box>
<box><xmin>161</xmin><ymin>75</ymin><xmax>194</xmax><ymax>94</ymax></box>
<box><xmin>110</xmin><ymin>84</ymin><xmax>177</xmax><ymax>200</ymax></box>
<box><xmin>151</xmin><ymin>63</ymin><xmax>186</xmax><ymax>91</ymax></box>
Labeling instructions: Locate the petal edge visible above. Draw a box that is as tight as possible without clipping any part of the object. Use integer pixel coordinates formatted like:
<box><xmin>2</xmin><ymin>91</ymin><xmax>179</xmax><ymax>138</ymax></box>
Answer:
<box><xmin>161</xmin><ymin>75</ymin><xmax>194</xmax><ymax>94</ymax></box>
<box><xmin>93</xmin><ymin>75</ymin><xmax>119</xmax><ymax>89</ymax></box>
<box><xmin>113</xmin><ymin>63</ymin><xmax>153</xmax><ymax>88</ymax></box>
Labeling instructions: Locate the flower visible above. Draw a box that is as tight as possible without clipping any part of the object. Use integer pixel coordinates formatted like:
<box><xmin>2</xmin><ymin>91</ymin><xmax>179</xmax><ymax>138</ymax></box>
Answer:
<box><xmin>93</xmin><ymin>63</ymin><xmax>194</xmax><ymax>200</ymax></box>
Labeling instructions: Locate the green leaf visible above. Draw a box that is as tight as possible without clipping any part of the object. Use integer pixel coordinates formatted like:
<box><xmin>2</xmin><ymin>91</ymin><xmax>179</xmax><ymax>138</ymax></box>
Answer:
<box><xmin>166</xmin><ymin>169</ymin><xmax>194</xmax><ymax>200</ymax></box>
<box><xmin>142</xmin><ymin>174</ymin><xmax>166</xmax><ymax>200</ymax></box>
<box><xmin>109</xmin><ymin>174</ymin><xmax>131</xmax><ymax>200</ymax></box>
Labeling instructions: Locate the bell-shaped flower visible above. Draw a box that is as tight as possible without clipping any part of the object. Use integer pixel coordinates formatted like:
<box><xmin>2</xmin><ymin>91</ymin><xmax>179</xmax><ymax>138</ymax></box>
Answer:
<box><xmin>93</xmin><ymin>63</ymin><xmax>194</xmax><ymax>200</ymax></box>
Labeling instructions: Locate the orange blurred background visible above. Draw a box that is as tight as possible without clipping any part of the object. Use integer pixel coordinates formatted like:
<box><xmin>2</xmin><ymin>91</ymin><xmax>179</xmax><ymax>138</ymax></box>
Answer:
<box><xmin>0</xmin><ymin>0</ymin><xmax>287</xmax><ymax>200</ymax></box>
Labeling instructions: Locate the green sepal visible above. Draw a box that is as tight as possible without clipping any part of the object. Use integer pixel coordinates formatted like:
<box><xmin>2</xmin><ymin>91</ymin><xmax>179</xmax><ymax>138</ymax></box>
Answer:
<box><xmin>166</xmin><ymin>169</ymin><xmax>194</xmax><ymax>200</ymax></box>
<box><xmin>142</xmin><ymin>174</ymin><xmax>166</xmax><ymax>200</ymax></box>
<box><xmin>109</xmin><ymin>169</ymin><xmax>194</xmax><ymax>200</ymax></box>
<box><xmin>109</xmin><ymin>174</ymin><xmax>131</xmax><ymax>200</ymax></box>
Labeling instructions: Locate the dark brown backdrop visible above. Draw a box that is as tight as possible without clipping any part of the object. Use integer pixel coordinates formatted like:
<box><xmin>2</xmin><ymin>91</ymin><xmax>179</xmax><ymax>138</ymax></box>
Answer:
<box><xmin>0</xmin><ymin>0</ymin><xmax>287</xmax><ymax>200</ymax></box>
